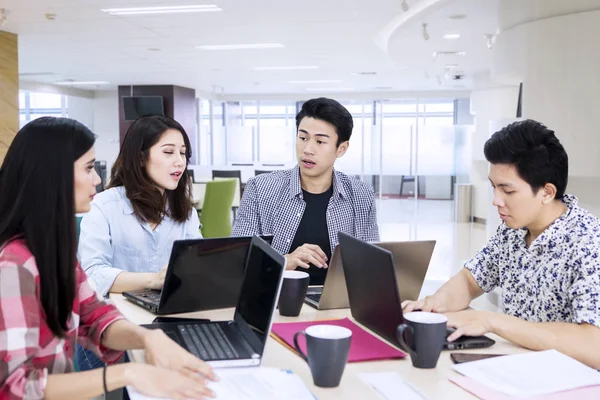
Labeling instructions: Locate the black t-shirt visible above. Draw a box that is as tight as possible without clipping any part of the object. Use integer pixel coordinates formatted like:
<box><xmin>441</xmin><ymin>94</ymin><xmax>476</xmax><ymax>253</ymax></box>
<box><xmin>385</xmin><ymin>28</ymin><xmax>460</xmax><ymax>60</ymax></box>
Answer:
<box><xmin>289</xmin><ymin>186</ymin><xmax>333</xmax><ymax>285</ymax></box>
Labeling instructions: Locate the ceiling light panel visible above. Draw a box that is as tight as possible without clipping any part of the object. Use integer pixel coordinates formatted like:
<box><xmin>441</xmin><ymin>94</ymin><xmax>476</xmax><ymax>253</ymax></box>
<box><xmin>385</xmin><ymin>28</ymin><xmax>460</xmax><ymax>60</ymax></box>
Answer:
<box><xmin>102</xmin><ymin>5</ymin><xmax>222</xmax><ymax>16</ymax></box>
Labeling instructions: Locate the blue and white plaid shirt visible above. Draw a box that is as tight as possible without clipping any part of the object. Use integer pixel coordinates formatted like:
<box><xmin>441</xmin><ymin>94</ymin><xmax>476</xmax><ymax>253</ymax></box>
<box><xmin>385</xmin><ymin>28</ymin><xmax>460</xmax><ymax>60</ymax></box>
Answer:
<box><xmin>232</xmin><ymin>166</ymin><xmax>379</xmax><ymax>255</ymax></box>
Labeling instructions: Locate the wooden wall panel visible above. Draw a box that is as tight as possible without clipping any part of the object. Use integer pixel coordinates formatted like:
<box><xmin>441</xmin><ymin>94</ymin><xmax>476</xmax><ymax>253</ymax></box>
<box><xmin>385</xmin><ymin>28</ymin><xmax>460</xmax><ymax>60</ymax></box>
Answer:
<box><xmin>0</xmin><ymin>31</ymin><xmax>18</xmax><ymax>163</ymax></box>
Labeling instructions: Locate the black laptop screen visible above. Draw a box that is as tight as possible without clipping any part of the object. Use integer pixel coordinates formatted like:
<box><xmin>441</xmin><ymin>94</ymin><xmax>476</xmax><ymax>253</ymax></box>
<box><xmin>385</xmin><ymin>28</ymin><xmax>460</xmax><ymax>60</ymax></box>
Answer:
<box><xmin>234</xmin><ymin>238</ymin><xmax>284</xmax><ymax>353</ymax></box>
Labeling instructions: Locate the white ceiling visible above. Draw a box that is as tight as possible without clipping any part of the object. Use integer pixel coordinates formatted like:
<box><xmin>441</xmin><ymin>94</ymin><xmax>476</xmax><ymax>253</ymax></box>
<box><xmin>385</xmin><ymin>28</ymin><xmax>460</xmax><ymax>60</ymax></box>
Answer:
<box><xmin>2</xmin><ymin>0</ymin><xmax>505</xmax><ymax>95</ymax></box>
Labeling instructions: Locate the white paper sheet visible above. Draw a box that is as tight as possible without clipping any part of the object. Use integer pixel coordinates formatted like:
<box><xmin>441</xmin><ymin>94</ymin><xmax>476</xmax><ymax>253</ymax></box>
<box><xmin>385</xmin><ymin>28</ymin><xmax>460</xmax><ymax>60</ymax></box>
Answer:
<box><xmin>358</xmin><ymin>372</ymin><xmax>430</xmax><ymax>400</ymax></box>
<box><xmin>127</xmin><ymin>367</ymin><xmax>315</xmax><ymax>400</ymax></box>
<box><xmin>452</xmin><ymin>349</ymin><xmax>600</xmax><ymax>397</ymax></box>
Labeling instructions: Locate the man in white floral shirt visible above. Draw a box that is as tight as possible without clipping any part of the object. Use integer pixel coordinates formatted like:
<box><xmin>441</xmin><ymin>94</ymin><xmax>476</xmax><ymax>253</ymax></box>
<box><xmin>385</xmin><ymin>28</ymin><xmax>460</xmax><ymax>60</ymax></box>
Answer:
<box><xmin>403</xmin><ymin>119</ymin><xmax>600</xmax><ymax>369</ymax></box>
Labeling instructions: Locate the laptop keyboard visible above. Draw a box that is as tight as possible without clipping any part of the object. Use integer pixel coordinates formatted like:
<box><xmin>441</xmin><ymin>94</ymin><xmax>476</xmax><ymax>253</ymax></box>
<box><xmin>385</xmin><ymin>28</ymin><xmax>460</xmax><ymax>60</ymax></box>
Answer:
<box><xmin>306</xmin><ymin>293</ymin><xmax>322</xmax><ymax>303</ymax></box>
<box><xmin>178</xmin><ymin>324</ymin><xmax>240</xmax><ymax>360</ymax></box>
<box><xmin>141</xmin><ymin>291</ymin><xmax>161</xmax><ymax>303</ymax></box>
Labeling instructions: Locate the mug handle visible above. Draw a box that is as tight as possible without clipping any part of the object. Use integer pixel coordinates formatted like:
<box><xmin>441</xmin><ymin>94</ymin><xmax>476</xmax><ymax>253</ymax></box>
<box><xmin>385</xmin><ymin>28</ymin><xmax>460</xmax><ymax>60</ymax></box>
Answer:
<box><xmin>293</xmin><ymin>330</ymin><xmax>309</xmax><ymax>362</ymax></box>
<box><xmin>396</xmin><ymin>324</ymin><xmax>415</xmax><ymax>353</ymax></box>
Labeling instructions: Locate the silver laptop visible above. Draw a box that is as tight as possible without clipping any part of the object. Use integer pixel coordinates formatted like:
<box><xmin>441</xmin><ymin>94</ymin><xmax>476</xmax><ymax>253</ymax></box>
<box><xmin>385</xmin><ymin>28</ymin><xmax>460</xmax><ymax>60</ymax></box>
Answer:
<box><xmin>338</xmin><ymin>232</ymin><xmax>495</xmax><ymax>351</ymax></box>
<box><xmin>305</xmin><ymin>240</ymin><xmax>436</xmax><ymax>310</ymax></box>
<box><xmin>142</xmin><ymin>236</ymin><xmax>286</xmax><ymax>368</ymax></box>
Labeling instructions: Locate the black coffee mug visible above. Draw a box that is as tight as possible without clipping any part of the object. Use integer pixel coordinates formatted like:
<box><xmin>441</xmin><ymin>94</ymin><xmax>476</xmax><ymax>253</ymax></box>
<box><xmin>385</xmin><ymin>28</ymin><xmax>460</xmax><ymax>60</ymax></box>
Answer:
<box><xmin>293</xmin><ymin>325</ymin><xmax>352</xmax><ymax>388</ymax></box>
<box><xmin>278</xmin><ymin>271</ymin><xmax>310</xmax><ymax>316</ymax></box>
<box><xmin>397</xmin><ymin>312</ymin><xmax>447</xmax><ymax>369</ymax></box>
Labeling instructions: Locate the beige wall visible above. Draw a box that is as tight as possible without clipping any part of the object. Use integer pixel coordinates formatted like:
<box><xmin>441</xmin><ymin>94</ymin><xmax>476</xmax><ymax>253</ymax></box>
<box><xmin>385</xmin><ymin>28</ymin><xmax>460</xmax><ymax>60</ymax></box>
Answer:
<box><xmin>0</xmin><ymin>31</ymin><xmax>18</xmax><ymax>163</ymax></box>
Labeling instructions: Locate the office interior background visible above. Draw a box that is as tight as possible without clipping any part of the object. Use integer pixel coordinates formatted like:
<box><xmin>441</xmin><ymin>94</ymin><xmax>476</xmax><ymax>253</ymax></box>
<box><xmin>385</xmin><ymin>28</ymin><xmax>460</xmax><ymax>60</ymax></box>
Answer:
<box><xmin>2</xmin><ymin>0</ymin><xmax>600</xmax><ymax>307</ymax></box>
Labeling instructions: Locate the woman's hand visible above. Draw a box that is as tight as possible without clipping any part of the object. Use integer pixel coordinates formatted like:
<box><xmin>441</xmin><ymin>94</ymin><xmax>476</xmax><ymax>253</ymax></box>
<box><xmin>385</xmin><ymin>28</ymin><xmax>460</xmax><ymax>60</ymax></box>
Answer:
<box><xmin>126</xmin><ymin>363</ymin><xmax>215</xmax><ymax>400</ymax></box>
<box><xmin>143</xmin><ymin>328</ymin><xmax>217</xmax><ymax>381</ymax></box>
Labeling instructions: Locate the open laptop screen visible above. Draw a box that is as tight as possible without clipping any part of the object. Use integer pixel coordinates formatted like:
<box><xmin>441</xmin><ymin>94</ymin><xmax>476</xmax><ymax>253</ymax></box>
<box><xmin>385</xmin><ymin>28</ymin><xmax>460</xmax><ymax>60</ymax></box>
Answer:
<box><xmin>234</xmin><ymin>237</ymin><xmax>285</xmax><ymax>354</ymax></box>
<box><xmin>158</xmin><ymin>236</ymin><xmax>273</xmax><ymax>314</ymax></box>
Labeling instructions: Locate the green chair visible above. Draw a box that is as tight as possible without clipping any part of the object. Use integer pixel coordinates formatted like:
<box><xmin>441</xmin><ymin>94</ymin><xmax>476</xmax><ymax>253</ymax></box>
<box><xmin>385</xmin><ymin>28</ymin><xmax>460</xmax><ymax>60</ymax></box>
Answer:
<box><xmin>200</xmin><ymin>178</ymin><xmax>237</xmax><ymax>238</ymax></box>
<box><xmin>76</xmin><ymin>216</ymin><xmax>83</xmax><ymax>239</ymax></box>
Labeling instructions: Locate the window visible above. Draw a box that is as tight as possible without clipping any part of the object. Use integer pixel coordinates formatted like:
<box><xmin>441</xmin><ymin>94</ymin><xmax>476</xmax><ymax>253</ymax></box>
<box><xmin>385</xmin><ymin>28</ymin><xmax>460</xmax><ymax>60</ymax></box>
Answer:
<box><xmin>19</xmin><ymin>91</ymin><xmax>67</xmax><ymax>126</ymax></box>
<box><xmin>383</xmin><ymin>101</ymin><xmax>417</xmax><ymax>114</ymax></box>
<box><xmin>19</xmin><ymin>92</ymin><xmax>26</xmax><ymax>109</ymax></box>
<box><xmin>424</xmin><ymin>102</ymin><xmax>454</xmax><ymax>113</ymax></box>
<box><xmin>29</xmin><ymin>92</ymin><xmax>62</xmax><ymax>109</ymax></box>
<box><xmin>202</xmin><ymin>97</ymin><xmax>457</xmax><ymax>172</ymax></box>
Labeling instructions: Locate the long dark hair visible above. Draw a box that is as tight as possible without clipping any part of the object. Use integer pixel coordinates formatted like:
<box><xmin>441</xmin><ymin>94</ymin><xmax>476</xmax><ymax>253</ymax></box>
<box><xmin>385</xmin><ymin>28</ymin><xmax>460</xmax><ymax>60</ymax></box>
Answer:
<box><xmin>0</xmin><ymin>117</ymin><xmax>95</xmax><ymax>338</ymax></box>
<box><xmin>109</xmin><ymin>115</ymin><xmax>193</xmax><ymax>224</ymax></box>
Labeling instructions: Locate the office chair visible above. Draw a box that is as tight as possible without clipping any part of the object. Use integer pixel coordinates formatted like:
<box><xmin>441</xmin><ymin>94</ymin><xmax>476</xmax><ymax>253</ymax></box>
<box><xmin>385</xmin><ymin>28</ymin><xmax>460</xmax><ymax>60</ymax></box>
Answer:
<box><xmin>200</xmin><ymin>179</ymin><xmax>237</xmax><ymax>238</ymax></box>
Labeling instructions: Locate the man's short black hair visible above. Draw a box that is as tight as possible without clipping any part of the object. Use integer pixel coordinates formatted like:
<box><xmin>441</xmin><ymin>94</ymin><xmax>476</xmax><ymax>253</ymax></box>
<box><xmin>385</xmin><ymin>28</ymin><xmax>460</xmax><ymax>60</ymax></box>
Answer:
<box><xmin>296</xmin><ymin>98</ymin><xmax>353</xmax><ymax>146</ymax></box>
<box><xmin>484</xmin><ymin>119</ymin><xmax>568</xmax><ymax>198</ymax></box>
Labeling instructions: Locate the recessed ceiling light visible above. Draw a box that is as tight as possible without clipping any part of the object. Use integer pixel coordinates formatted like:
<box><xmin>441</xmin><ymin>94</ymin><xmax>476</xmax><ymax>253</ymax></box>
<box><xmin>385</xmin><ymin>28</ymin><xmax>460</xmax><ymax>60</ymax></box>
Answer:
<box><xmin>443</xmin><ymin>33</ymin><xmax>461</xmax><ymax>40</ymax></box>
<box><xmin>448</xmin><ymin>14</ymin><xmax>467</xmax><ymax>20</ymax></box>
<box><xmin>433</xmin><ymin>51</ymin><xmax>466</xmax><ymax>60</ymax></box>
<box><xmin>350</xmin><ymin>72</ymin><xmax>377</xmax><ymax>76</ymax></box>
<box><xmin>289</xmin><ymin>80</ymin><xmax>341</xmax><ymax>84</ymax></box>
<box><xmin>197</xmin><ymin>43</ymin><xmax>284</xmax><ymax>50</ymax></box>
<box><xmin>306</xmin><ymin>87</ymin><xmax>354</xmax><ymax>91</ymax></box>
<box><xmin>253</xmin><ymin>66</ymin><xmax>318</xmax><ymax>71</ymax></box>
<box><xmin>101</xmin><ymin>5</ymin><xmax>221</xmax><ymax>15</ymax></box>
<box><xmin>55</xmin><ymin>80</ymin><xmax>109</xmax><ymax>85</ymax></box>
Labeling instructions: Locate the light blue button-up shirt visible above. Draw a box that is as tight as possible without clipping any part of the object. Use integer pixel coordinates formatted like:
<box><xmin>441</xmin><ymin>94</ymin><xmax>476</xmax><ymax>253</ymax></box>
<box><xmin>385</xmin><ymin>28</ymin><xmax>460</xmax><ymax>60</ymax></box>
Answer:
<box><xmin>78</xmin><ymin>186</ymin><xmax>202</xmax><ymax>297</ymax></box>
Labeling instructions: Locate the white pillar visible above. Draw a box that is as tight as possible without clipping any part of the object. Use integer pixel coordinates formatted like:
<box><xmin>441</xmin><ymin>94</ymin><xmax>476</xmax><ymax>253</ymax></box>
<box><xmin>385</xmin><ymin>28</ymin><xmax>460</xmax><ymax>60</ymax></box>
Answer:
<box><xmin>493</xmin><ymin>7</ymin><xmax>600</xmax><ymax>216</ymax></box>
<box><xmin>469</xmin><ymin>84</ymin><xmax>520</xmax><ymax>231</ymax></box>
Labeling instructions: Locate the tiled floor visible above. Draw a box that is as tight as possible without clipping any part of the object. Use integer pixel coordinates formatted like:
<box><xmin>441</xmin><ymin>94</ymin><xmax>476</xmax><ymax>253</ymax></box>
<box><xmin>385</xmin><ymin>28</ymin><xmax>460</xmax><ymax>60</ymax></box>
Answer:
<box><xmin>376</xmin><ymin>198</ymin><xmax>500</xmax><ymax>311</ymax></box>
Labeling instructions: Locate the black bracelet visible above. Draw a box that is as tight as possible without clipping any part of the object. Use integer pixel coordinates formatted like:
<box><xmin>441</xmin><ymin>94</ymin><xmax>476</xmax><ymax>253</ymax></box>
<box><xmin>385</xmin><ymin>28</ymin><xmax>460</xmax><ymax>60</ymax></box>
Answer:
<box><xmin>103</xmin><ymin>364</ymin><xmax>108</xmax><ymax>394</ymax></box>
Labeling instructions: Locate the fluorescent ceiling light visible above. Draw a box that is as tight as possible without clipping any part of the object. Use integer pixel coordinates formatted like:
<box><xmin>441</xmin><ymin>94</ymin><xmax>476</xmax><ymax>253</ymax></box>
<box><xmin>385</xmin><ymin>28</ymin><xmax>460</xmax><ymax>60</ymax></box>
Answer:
<box><xmin>289</xmin><ymin>80</ymin><xmax>341</xmax><ymax>84</ymax></box>
<box><xmin>197</xmin><ymin>43</ymin><xmax>284</xmax><ymax>50</ymax></box>
<box><xmin>443</xmin><ymin>33</ymin><xmax>461</xmax><ymax>40</ymax></box>
<box><xmin>102</xmin><ymin>5</ymin><xmax>221</xmax><ymax>16</ymax></box>
<box><xmin>445</xmin><ymin>64</ymin><xmax>459</xmax><ymax>68</ymax></box>
<box><xmin>306</xmin><ymin>87</ymin><xmax>354</xmax><ymax>91</ymax></box>
<box><xmin>253</xmin><ymin>66</ymin><xmax>318</xmax><ymax>71</ymax></box>
<box><xmin>55</xmin><ymin>81</ymin><xmax>109</xmax><ymax>85</ymax></box>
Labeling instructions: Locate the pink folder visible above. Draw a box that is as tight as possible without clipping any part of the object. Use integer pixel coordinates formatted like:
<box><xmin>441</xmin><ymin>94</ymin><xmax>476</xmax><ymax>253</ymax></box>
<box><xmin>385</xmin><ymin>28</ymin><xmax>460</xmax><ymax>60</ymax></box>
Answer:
<box><xmin>450</xmin><ymin>375</ymin><xmax>600</xmax><ymax>399</ymax></box>
<box><xmin>270</xmin><ymin>317</ymin><xmax>407</xmax><ymax>363</ymax></box>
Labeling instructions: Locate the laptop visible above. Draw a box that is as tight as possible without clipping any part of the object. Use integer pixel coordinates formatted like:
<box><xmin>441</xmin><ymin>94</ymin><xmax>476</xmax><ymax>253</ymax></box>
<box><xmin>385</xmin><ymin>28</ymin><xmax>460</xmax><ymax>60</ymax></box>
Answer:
<box><xmin>337</xmin><ymin>232</ymin><xmax>495</xmax><ymax>351</ymax></box>
<box><xmin>305</xmin><ymin>240</ymin><xmax>436</xmax><ymax>310</ymax></box>
<box><xmin>142</xmin><ymin>236</ymin><xmax>286</xmax><ymax>368</ymax></box>
<box><xmin>123</xmin><ymin>235</ymin><xmax>273</xmax><ymax>315</ymax></box>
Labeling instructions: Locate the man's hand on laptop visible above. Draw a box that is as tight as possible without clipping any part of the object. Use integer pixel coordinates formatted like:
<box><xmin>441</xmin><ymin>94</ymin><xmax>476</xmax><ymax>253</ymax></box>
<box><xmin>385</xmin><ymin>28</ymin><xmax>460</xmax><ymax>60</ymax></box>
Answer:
<box><xmin>143</xmin><ymin>328</ymin><xmax>218</xmax><ymax>381</ymax></box>
<box><xmin>402</xmin><ymin>295</ymin><xmax>448</xmax><ymax>313</ymax></box>
<box><xmin>284</xmin><ymin>244</ymin><xmax>328</xmax><ymax>270</ymax></box>
<box><xmin>148</xmin><ymin>265</ymin><xmax>168</xmax><ymax>290</ymax></box>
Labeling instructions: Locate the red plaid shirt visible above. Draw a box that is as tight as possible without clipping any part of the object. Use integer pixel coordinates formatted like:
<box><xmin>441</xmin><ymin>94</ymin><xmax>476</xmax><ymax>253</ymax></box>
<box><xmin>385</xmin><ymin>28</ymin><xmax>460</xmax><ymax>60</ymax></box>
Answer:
<box><xmin>0</xmin><ymin>238</ymin><xmax>126</xmax><ymax>399</ymax></box>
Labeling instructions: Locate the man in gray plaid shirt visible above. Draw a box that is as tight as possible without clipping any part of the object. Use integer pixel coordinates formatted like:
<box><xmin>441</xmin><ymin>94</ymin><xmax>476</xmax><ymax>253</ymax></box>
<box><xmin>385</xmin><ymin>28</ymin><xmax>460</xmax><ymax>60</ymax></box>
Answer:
<box><xmin>232</xmin><ymin>98</ymin><xmax>379</xmax><ymax>285</ymax></box>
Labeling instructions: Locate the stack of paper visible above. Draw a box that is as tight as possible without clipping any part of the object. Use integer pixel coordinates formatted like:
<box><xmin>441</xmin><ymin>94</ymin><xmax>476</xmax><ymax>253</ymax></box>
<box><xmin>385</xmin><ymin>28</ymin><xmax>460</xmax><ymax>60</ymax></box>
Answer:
<box><xmin>359</xmin><ymin>372</ymin><xmax>430</xmax><ymax>400</ymax></box>
<box><xmin>451</xmin><ymin>350</ymin><xmax>600</xmax><ymax>399</ymax></box>
<box><xmin>127</xmin><ymin>367</ymin><xmax>315</xmax><ymax>400</ymax></box>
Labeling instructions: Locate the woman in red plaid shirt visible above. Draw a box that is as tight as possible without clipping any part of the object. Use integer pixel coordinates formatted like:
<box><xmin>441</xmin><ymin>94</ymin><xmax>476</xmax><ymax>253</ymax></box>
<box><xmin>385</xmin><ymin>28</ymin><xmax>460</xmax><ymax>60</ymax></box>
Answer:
<box><xmin>0</xmin><ymin>118</ymin><xmax>216</xmax><ymax>400</ymax></box>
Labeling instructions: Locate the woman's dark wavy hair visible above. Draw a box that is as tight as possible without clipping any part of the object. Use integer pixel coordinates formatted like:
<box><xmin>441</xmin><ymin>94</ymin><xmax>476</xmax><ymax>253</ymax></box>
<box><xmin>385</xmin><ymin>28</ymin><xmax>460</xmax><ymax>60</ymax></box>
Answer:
<box><xmin>109</xmin><ymin>115</ymin><xmax>193</xmax><ymax>224</ymax></box>
<box><xmin>0</xmin><ymin>117</ymin><xmax>95</xmax><ymax>338</ymax></box>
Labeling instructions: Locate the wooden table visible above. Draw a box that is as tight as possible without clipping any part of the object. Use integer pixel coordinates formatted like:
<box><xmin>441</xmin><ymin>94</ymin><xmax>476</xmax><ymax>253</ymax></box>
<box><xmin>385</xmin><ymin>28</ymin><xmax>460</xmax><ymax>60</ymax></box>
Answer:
<box><xmin>112</xmin><ymin>294</ymin><xmax>527</xmax><ymax>399</ymax></box>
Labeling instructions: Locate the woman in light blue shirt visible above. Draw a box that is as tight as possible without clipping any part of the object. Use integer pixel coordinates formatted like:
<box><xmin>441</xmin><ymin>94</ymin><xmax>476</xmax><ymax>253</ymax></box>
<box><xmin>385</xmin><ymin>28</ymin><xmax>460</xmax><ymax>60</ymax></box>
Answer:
<box><xmin>77</xmin><ymin>115</ymin><xmax>201</xmax><ymax>370</ymax></box>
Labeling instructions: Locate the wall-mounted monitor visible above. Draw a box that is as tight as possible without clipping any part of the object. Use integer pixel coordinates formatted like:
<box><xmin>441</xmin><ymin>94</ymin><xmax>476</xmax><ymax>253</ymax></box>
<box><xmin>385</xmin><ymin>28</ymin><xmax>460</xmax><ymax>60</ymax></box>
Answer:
<box><xmin>123</xmin><ymin>96</ymin><xmax>164</xmax><ymax>121</ymax></box>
